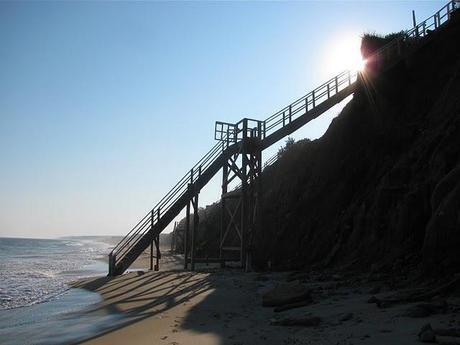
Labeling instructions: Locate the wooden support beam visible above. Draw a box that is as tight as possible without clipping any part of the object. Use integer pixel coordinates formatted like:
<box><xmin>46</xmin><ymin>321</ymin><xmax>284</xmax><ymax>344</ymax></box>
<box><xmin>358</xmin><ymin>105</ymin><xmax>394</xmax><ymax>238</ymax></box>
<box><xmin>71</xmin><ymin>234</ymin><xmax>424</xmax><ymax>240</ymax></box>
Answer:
<box><xmin>155</xmin><ymin>234</ymin><xmax>160</xmax><ymax>271</ymax></box>
<box><xmin>150</xmin><ymin>210</ymin><xmax>154</xmax><ymax>271</ymax></box>
<box><xmin>191</xmin><ymin>192</ymin><xmax>199</xmax><ymax>271</ymax></box>
<box><xmin>150</xmin><ymin>240</ymin><xmax>153</xmax><ymax>271</ymax></box>
<box><xmin>184</xmin><ymin>198</ymin><xmax>190</xmax><ymax>270</ymax></box>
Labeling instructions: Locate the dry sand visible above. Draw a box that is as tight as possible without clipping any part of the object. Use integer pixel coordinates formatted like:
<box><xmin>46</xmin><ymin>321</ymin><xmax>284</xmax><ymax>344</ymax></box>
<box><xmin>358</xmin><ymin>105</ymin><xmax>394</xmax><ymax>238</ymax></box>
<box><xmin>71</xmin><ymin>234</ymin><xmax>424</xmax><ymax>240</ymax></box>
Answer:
<box><xmin>73</xmin><ymin>251</ymin><xmax>460</xmax><ymax>345</ymax></box>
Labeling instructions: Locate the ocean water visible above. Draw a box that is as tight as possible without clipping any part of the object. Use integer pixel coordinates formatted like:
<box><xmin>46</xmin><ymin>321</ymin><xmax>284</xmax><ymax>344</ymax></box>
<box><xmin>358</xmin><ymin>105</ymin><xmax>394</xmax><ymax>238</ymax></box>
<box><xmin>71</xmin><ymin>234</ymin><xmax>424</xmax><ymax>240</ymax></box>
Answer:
<box><xmin>0</xmin><ymin>237</ymin><xmax>123</xmax><ymax>345</ymax></box>
<box><xmin>0</xmin><ymin>237</ymin><xmax>110</xmax><ymax>310</ymax></box>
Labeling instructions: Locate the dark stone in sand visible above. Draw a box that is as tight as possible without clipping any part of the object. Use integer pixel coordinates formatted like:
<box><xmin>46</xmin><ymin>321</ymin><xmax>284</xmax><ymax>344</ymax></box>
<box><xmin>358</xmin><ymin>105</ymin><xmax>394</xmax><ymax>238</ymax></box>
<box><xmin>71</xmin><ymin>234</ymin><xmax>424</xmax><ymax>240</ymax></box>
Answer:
<box><xmin>369</xmin><ymin>286</ymin><xmax>381</xmax><ymax>294</ymax></box>
<box><xmin>433</xmin><ymin>327</ymin><xmax>460</xmax><ymax>337</ymax></box>
<box><xmin>340</xmin><ymin>313</ymin><xmax>353</xmax><ymax>321</ymax></box>
<box><xmin>367</xmin><ymin>296</ymin><xmax>379</xmax><ymax>304</ymax></box>
<box><xmin>377</xmin><ymin>300</ymin><xmax>391</xmax><ymax>308</ymax></box>
<box><xmin>405</xmin><ymin>305</ymin><xmax>431</xmax><ymax>318</ymax></box>
<box><xmin>405</xmin><ymin>301</ymin><xmax>448</xmax><ymax>318</ymax></box>
<box><xmin>419</xmin><ymin>323</ymin><xmax>436</xmax><ymax>343</ymax></box>
<box><xmin>262</xmin><ymin>282</ymin><xmax>311</xmax><ymax>307</ymax></box>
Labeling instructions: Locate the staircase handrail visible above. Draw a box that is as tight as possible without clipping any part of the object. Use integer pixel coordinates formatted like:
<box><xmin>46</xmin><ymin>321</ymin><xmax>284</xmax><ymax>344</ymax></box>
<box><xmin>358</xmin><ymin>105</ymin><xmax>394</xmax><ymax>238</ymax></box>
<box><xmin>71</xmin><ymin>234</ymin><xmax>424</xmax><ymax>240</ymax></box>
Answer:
<box><xmin>110</xmin><ymin>138</ymin><xmax>228</xmax><ymax>262</ymax></box>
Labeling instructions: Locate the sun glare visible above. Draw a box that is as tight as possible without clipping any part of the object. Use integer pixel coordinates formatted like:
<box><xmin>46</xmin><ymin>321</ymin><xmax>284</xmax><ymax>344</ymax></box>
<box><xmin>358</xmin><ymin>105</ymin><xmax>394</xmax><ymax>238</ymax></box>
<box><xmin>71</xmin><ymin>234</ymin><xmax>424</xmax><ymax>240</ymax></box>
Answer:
<box><xmin>322</xmin><ymin>33</ymin><xmax>365</xmax><ymax>76</ymax></box>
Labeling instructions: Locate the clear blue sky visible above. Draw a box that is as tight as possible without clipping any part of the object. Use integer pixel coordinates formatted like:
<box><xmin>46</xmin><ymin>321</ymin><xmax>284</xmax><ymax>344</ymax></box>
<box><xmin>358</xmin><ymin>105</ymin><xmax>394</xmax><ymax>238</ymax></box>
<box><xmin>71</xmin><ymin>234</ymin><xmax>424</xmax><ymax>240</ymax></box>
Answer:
<box><xmin>0</xmin><ymin>1</ymin><xmax>445</xmax><ymax>238</ymax></box>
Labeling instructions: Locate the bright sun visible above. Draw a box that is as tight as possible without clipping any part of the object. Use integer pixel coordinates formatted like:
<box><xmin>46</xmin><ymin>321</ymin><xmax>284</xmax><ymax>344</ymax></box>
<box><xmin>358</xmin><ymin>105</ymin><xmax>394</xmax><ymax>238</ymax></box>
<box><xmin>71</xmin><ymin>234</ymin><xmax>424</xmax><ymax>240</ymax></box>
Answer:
<box><xmin>323</xmin><ymin>33</ymin><xmax>366</xmax><ymax>76</ymax></box>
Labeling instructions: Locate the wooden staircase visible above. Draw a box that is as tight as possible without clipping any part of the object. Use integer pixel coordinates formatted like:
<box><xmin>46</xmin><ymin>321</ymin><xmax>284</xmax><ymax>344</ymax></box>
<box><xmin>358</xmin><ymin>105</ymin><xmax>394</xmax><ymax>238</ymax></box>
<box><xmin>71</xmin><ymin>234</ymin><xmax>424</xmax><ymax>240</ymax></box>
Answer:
<box><xmin>108</xmin><ymin>0</ymin><xmax>459</xmax><ymax>276</ymax></box>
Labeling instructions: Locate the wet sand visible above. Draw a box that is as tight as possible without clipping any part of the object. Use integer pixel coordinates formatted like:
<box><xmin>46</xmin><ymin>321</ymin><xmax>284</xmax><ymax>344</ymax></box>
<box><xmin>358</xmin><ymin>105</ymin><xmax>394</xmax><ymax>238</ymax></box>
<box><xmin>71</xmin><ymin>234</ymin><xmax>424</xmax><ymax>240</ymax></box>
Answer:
<box><xmin>73</xmin><ymin>252</ymin><xmax>460</xmax><ymax>345</ymax></box>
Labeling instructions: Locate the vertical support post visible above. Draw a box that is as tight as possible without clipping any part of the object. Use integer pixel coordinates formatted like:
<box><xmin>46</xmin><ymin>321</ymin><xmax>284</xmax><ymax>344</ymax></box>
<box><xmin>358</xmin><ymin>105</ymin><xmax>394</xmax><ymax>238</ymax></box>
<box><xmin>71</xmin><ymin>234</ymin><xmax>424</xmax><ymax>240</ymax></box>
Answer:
<box><xmin>412</xmin><ymin>10</ymin><xmax>417</xmax><ymax>36</ymax></box>
<box><xmin>150</xmin><ymin>241</ymin><xmax>154</xmax><ymax>270</ymax></box>
<box><xmin>249</xmin><ymin>148</ymin><xmax>262</xmax><ymax>272</ymax></box>
<box><xmin>220</xmin><ymin>162</ymin><xmax>228</xmax><ymax>266</ymax></box>
<box><xmin>108</xmin><ymin>253</ymin><xmax>115</xmax><ymax>276</ymax></box>
<box><xmin>327</xmin><ymin>83</ymin><xmax>330</xmax><ymax>98</ymax></box>
<box><xmin>155</xmin><ymin>208</ymin><xmax>160</xmax><ymax>271</ymax></box>
<box><xmin>184</xmin><ymin>197</ymin><xmax>190</xmax><ymax>270</ymax></box>
<box><xmin>335</xmin><ymin>76</ymin><xmax>339</xmax><ymax>94</ymax></box>
<box><xmin>191</xmin><ymin>191</ymin><xmax>199</xmax><ymax>271</ymax></box>
<box><xmin>312</xmin><ymin>90</ymin><xmax>315</xmax><ymax>108</ymax></box>
<box><xmin>150</xmin><ymin>210</ymin><xmax>154</xmax><ymax>271</ymax></box>
<box><xmin>289</xmin><ymin>105</ymin><xmax>292</xmax><ymax>123</ymax></box>
<box><xmin>171</xmin><ymin>222</ymin><xmax>176</xmax><ymax>252</ymax></box>
<box><xmin>241</xmin><ymin>156</ymin><xmax>247</xmax><ymax>269</ymax></box>
<box><xmin>241</xmin><ymin>119</ymin><xmax>248</xmax><ymax>269</ymax></box>
<box><xmin>155</xmin><ymin>233</ymin><xmax>160</xmax><ymax>271</ymax></box>
<box><xmin>219</xmin><ymin>119</ymin><xmax>262</xmax><ymax>271</ymax></box>
<box><xmin>282</xmin><ymin>111</ymin><xmax>285</xmax><ymax>127</ymax></box>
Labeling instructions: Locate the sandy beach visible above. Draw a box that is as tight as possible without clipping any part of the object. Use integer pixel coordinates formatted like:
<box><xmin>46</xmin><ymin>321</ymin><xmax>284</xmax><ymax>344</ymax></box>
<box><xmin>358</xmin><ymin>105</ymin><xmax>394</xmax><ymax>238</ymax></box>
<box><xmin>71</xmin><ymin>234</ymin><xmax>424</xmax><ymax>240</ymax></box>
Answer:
<box><xmin>73</xmin><ymin>251</ymin><xmax>460</xmax><ymax>345</ymax></box>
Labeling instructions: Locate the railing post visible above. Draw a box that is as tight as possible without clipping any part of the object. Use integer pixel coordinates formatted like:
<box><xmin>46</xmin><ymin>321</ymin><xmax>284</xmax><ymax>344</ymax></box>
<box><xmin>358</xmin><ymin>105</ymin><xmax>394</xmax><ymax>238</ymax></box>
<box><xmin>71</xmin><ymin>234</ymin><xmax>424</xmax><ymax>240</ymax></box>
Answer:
<box><xmin>312</xmin><ymin>90</ymin><xmax>315</xmax><ymax>108</ymax></box>
<box><xmin>282</xmin><ymin>111</ymin><xmax>285</xmax><ymax>127</ymax></box>
<box><xmin>335</xmin><ymin>76</ymin><xmax>339</xmax><ymax>94</ymax></box>
<box><xmin>327</xmin><ymin>83</ymin><xmax>330</xmax><ymax>98</ymax></box>
<box><xmin>305</xmin><ymin>97</ymin><xmax>308</xmax><ymax>112</ymax></box>
<box><xmin>348</xmin><ymin>71</ymin><xmax>351</xmax><ymax>85</ymax></box>
<box><xmin>289</xmin><ymin>105</ymin><xmax>292</xmax><ymax>123</ymax></box>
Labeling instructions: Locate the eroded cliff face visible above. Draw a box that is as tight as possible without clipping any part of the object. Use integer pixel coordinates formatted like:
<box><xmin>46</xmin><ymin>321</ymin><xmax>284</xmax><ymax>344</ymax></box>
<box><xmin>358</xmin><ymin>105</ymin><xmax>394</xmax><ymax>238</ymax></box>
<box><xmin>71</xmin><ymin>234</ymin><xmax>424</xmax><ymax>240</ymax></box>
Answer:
<box><xmin>179</xmin><ymin>13</ymin><xmax>460</xmax><ymax>274</ymax></box>
<box><xmin>253</xmin><ymin>13</ymin><xmax>460</xmax><ymax>273</ymax></box>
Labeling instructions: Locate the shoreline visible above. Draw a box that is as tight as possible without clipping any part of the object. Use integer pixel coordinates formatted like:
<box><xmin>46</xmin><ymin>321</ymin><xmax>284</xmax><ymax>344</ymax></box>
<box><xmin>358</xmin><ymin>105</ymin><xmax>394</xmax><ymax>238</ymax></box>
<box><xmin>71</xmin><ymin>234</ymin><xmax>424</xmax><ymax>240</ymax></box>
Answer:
<box><xmin>72</xmin><ymin>251</ymin><xmax>460</xmax><ymax>345</ymax></box>
<box><xmin>0</xmin><ymin>236</ymin><xmax>120</xmax><ymax>345</ymax></box>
